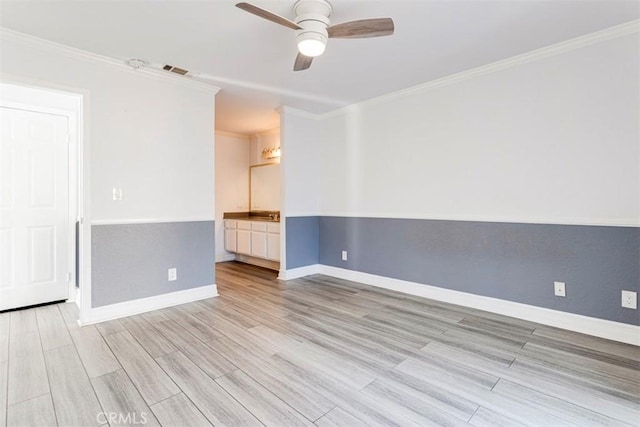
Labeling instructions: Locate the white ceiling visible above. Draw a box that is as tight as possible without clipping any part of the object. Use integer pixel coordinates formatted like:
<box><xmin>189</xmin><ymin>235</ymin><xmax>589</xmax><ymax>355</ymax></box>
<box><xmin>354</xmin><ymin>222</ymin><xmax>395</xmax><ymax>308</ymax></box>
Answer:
<box><xmin>1</xmin><ymin>0</ymin><xmax>638</xmax><ymax>134</ymax></box>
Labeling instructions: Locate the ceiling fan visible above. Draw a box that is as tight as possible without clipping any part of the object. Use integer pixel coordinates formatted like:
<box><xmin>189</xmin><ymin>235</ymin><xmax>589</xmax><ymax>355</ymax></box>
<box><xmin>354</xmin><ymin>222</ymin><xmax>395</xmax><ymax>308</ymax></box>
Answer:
<box><xmin>236</xmin><ymin>0</ymin><xmax>395</xmax><ymax>71</ymax></box>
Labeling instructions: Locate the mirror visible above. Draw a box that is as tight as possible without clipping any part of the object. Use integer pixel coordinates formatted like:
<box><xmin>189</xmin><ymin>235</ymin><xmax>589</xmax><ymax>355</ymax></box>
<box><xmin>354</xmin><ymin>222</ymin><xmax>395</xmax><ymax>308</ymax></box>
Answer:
<box><xmin>250</xmin><ymin>163</ymin><xmax>280</xmax><ymax>211</ymax></box>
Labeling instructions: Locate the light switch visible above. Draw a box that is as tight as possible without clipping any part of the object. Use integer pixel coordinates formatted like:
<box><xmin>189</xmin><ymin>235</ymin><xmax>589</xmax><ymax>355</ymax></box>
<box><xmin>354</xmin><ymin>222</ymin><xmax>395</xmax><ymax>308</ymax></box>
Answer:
<box><xmin>112</xmin><ymin>188</ymin><xmax>123</xmax><ymax>201</ymax></box>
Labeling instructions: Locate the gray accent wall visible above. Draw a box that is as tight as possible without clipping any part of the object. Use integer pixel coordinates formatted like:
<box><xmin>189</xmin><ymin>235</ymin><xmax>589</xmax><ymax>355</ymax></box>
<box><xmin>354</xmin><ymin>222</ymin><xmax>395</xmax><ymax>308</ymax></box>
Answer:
<box><xmin>285</xmin><ymin>216</ymin><xmax>319</xmax><ymax>269</ymax></box>
<box><xmin>92</xmin><ymin>221</ymin><xmax>215</xmax><ymax>307</ymax></box>
<box><xmin>317</xmin><ymin>216</ymin><xmax>639</xmax><ymax>325</ymax></box>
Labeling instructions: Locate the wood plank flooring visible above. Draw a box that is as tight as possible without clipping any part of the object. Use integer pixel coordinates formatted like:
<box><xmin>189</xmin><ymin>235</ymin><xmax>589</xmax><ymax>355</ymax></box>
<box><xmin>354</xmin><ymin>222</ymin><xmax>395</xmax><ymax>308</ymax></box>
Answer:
<box><xmin>1</xmin><ymin>261</ymin><xmax>638</xmax><ymax>426</ymax></box>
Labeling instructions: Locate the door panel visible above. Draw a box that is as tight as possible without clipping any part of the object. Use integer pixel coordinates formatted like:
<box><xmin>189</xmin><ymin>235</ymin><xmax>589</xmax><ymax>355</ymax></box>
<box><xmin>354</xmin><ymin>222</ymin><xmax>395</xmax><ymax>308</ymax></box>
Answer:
<box><xmin>0</xmin><ymin>228</ymin><xmax>12</xmax><ymax>288</ymax></box>
<box><xmin>29</xmin><ymin>226</ymin><xmax>55</xmax><ymax>283</ymax></box>
<box><xmin>29</xmin><ymin>151</ymin><xmax>57</xmax><ymax>207</ymax></box>
<box><xmin>0</xmin><ymin>106</ymin><xmax>70</xmax><ymax>310</ymax></box>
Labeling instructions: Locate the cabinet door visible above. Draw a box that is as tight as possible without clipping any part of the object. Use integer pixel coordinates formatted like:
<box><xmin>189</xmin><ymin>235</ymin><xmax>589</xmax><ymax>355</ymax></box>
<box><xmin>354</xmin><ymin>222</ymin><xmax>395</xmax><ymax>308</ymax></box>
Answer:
<box><xmin>224</xmin><ymin>229</ymin><xmax>237</xmax><ymax>252</ymax></box>
<box><xmin>267</xmin><ymin>233</ymin><xmax>280</xmax><ymax>261</ymax></box>
<box><xmin>251</xmin><ymin>231</ymin><xmax>267</xmax><ymax>258</ymax></box>
<box><xmin>237</xmin><ymin>230</ymin><xmax>251</xmax><ymax>255</ymax></box>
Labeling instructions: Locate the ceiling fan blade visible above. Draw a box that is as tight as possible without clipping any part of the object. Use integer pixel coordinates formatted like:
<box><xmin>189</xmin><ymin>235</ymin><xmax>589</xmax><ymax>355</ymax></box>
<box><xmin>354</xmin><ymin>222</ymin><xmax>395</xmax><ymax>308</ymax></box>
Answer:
<box><xmin>293</xmin><ymin>53</ymin><xmax>313</xmax><ymax>71</ymax></box>
<box><xmin>328</xmin><ymin>18</ymin><xmax>394</xmax><ymax>39</ymax></box>
<box><xmin>236</xmin><ymin>2</ymin><xmax>302</xmax><ymax>30</ymax></box>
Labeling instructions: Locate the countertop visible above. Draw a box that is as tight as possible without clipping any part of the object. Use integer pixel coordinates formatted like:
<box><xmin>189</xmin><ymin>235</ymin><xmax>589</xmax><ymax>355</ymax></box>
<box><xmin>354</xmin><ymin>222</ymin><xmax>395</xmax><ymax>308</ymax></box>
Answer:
<box><xmin>223</xmin><ymin>212</ymin><xmax>280</xmax><ymax>223</ymax></box>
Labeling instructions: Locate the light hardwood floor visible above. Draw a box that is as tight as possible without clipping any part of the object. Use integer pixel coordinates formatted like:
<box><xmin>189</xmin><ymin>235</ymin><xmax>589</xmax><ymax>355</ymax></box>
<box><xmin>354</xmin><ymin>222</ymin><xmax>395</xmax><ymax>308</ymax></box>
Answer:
<box><xmin>1</xmin><ymin>261</ymin><xmax>638</xmax><ymax>426</ymax></box>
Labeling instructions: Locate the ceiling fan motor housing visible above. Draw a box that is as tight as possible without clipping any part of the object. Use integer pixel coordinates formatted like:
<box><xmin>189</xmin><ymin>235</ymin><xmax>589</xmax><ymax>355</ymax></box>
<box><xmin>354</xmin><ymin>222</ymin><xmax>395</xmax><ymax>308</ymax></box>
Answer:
<box><xmin>294</xmin><ymin>0</ymin><xmax>332</xmax><ymax>56</ymax></box>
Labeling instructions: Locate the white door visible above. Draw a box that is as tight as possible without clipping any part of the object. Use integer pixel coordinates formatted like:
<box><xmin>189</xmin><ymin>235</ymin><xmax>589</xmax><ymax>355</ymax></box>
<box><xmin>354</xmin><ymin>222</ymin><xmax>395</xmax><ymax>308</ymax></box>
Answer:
<box><xmin>0</xmin><ymin>106</ymin><xmax>70</xmax><ymax>310</ymax></box>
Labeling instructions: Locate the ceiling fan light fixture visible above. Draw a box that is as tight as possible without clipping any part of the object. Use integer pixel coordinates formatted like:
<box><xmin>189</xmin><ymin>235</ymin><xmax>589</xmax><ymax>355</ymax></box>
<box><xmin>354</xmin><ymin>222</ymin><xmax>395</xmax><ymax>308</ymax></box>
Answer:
<box><xmin>236</xmin><ymin>0</ymin><xmax>395</xmax><ymax>71</ymax></box>
<box><xmin>297</xmin><ymin>34</ymin><xmax>326</xmax><ymax>57</ymax></box>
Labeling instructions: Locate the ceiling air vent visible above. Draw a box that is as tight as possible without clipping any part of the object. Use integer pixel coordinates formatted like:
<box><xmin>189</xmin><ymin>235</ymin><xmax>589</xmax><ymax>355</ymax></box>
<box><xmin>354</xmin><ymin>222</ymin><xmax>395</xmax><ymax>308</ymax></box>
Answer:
<box><xmin>162</xmin><ymin>64</ymin><xmax>189</xmax><ymax>75</ymax></box>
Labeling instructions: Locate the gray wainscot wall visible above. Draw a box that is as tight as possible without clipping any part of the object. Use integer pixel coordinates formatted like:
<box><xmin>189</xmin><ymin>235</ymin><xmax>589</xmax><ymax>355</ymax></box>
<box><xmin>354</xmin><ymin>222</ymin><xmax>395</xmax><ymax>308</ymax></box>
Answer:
<box><xmin>285</xmin><ymin>216</ymin><xmax>320</xmax><ymax>269</ymax></box>
<box><xmin>92</xmin><ymin>221</ymin><xmax>215</xmax><ymax>307</ymax></box>
<box><xmin>287</xmin><ymin>216</ymin><xmax>639</xmax><ymax>325</ymax></box>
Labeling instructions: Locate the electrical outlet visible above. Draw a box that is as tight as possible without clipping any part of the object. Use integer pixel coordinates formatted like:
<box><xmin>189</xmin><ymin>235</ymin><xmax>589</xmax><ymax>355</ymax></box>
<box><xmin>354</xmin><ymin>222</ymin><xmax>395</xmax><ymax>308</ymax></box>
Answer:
<box><xmin>341</xmin><ymin>250</ymin><xmax>348</xmax><ymax>261</ymax></box>
<box><xmin>112</xmin><ymin>187</ymin><xmax>123</xmax><ymax>201</ymax></box>
<box><xmin>554</xmin><ymin>281</ymin><xmax>566</xmax><ymax>297</ymax></box>
<box><xmin>621</xmin><ymin>290</ymin><xmax>637</xmax><ymax>309</ymax></box>
<box><xmin>168</xmin><ymin>268</ymin><xmax>177</xmax><ymax>282</ymax></box>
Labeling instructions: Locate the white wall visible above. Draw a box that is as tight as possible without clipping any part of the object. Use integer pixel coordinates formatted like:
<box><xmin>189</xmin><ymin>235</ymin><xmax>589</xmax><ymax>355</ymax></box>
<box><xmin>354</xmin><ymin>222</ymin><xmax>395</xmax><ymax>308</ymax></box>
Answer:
<box><xmin>280</xmin><ymin>108</ymin><xmax>323</xmax><ymax>217</ymax></box>
<box><xmin>215</xmin><ymin>132</ymin><xmax>250</xmax><ymax>261</ymax></box>
<box><xmin>1</xmin><ymin>30</ymin><xmax>218</xmax><ymax>318</ymax></box>
<box><xmin>0</xmin><ymin>31</ymin><xmax>218</xmax><ymax>224</ymax></box>
<box><xmin>318</xmin><ymin>33</ymin><xmax>639</xmax><ymax>227</ymax></box>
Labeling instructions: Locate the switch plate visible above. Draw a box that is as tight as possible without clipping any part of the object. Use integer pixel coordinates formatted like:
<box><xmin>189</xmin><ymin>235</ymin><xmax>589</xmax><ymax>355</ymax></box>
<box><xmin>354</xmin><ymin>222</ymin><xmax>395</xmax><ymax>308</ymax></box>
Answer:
<box><xmin>112</xmin><ymin>188</ymin><xmax>123</xmax><ymax>201</ymax></box>
<box><xmin>341</xmin><ymin>251</ymin><xmax>348</xmax><ymax>261</ymax></box>
<box><xmin>168</xmin><ymin>268</ymin><xmax>177</xmax><ymax>282</ymax></box>
<box><xmin>554</xmin><ymin>281</ymin><xmax>566</xmax><ymax>297</ymax></box>
<box><xmin>621</xmin><ymin>290</ymin><xmax>637</xmax><ymax>309</ymax></box>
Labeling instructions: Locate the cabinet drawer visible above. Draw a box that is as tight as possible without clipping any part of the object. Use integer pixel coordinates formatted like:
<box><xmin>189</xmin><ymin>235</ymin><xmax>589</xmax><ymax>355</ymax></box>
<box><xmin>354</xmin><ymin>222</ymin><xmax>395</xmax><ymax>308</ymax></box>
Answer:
<box><xmin>251</xmin><ymin>222</ymin><xmax>267</xmax><ymax>232</ymax></box>
<box><xmin>267</xmin><ymin>223</ymin><xmax>280</xmax><ymax>234</ymax></box>
<box><xmin>224</xmin><ymin>220</ymin><xmax>237</xmax><ymax>229</ymax></box>
<box><xmin>237</xmin><ymin>221</ymin><xmax>252</xmax><ymax>230</ymax></box>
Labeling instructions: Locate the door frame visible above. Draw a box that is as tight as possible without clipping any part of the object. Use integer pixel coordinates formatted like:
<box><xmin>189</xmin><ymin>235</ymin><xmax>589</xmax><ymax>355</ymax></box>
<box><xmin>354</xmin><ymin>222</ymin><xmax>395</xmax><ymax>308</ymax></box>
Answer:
<box><xmin>0</xmin><ymin>77</ymin><xmax>89</xmax><ymax>309</ymax></box>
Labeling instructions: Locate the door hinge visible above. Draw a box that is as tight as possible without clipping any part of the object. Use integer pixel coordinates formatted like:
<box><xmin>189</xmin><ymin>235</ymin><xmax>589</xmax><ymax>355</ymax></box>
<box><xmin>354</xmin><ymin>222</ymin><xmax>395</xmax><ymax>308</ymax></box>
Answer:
<box><xmin>67</xmin><ymin>133</ymin><xmax>72</xmax><ymax>145</ymax></box>
<box><xmin>67</xmin><ymin>272</ymin><xmax>72</xmax><ymax>283</ymax></box>
<box><xmin>77</xmin><ymin>216</ymin><xmax>83</xmax><ymax>225</ymax></box>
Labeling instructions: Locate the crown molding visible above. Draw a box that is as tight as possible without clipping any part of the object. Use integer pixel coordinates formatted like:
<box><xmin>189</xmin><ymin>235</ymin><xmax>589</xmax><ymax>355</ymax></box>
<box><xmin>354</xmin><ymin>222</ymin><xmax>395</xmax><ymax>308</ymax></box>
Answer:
<box><xmin>196</xmin><ymin>73</ymin><xmax>344</xmax><ymax>108</ymax></box>
<box><xmin>0</xmin><ymin>27</ymin><xmax>221</xmax><ymax>93</ymax></box>
<box><xmin>321</xmin><ymin>19</ymin><xmax>640</xmax><ymax>119</ymax></box>
<box><xmin>277</xmin><ymin>105</ymin><xmax>323</xmax><ymax>120</ymax></box>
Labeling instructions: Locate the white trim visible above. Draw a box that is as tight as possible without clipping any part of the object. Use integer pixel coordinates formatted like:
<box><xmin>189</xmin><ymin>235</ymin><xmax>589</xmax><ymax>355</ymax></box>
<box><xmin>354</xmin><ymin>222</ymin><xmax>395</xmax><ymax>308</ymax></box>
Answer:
<box><xmin>91</xmin><ymin>217</ymin><xmax>215</xmax><ymax>225</ymax></box>
<box><xmin>313</xmin><ymin>212</ymin><xmax>640</xmax><ymax>228</ymax></box>
<box><xmin>196</xmin><ymin>74</ymin><xmax>343</xmax><ymax>108</ymax></box>
<box><xmin>321</xmin><ymin>20</ymin><xmax>640</xmax><ymax>119</ymax></box>
<box><xmin>78</xmin><ymin>284</ymin><xmax>218</xmax><ymax>325</ymax></box>
<box><xmin>216</xmin><ymin>253</ymin><xmax>237</xmax><ymax>263</ymax></box>
<box><xmin>314</xmin><ymin>265</ymin><xmax>639</xmax><ymax>346</ymax></box>
<box><xmin>279</xmin><ymin>264</ymin><xmax>320</xmax><ymax>280</ymax></box>
<box><xmin>0</xmin><ymin>28</ymin><xmax>220</xmax><ymax>94</ymax></box>
<box><xmin>277</xmin><ymin>105</ymin><xmax>323</xmax><ymax>121</ymax></box>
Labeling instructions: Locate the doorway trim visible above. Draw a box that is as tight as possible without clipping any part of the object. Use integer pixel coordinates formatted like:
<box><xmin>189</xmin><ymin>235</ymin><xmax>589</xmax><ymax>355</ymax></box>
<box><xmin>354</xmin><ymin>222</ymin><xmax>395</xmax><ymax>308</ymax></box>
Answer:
<box><xmin>0</xmin><ymin>75</ymin><xmax>90</xmax><ymax>313</ymax></box>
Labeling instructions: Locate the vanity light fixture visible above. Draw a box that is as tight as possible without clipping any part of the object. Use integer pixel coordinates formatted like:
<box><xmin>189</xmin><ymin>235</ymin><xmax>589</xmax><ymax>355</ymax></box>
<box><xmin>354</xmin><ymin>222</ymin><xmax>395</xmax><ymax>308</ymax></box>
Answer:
<box><xmin>262</xmin><ymin>146</ymin><xmax>281</xmax><ymax>159</ymax></box>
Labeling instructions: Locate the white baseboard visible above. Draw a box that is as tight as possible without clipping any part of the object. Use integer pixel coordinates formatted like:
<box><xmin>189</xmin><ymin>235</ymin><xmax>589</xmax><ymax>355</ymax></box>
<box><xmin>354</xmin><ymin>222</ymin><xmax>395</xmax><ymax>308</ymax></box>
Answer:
<box><xmin>78</xmin><ymin>284</ymin><xmax>218</xmax><ymax>326</ymax></box>
<box><xmin>279</xmin><ymin>264</ymin><xmax>320</xmax><ymax>280</ymax></box>
<box><xmin>216</xmin><ymin>253</ymin><xmax>236</xmax><ymax>263</ymax></box>
<box><xmin>315</xmin><ymin>265</ymin><xmax>640</xmax><ymax>346</ymax></box>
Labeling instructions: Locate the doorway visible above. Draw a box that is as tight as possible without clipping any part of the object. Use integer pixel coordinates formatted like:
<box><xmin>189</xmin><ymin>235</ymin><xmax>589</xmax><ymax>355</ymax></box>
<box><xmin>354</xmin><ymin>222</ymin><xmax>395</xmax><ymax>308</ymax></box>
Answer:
<box><xmin>0</xmin><ymin>83</ymin><xmax>81</xmax><ymax>311</ymax></box>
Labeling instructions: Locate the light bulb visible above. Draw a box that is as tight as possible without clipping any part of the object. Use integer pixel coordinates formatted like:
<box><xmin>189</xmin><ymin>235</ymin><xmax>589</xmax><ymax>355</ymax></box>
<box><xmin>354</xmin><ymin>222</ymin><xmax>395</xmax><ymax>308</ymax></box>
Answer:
<box><xmin>298</xmin><ymin>38</ymin><xmax>326</xmax><ymax>57</ymax></box>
